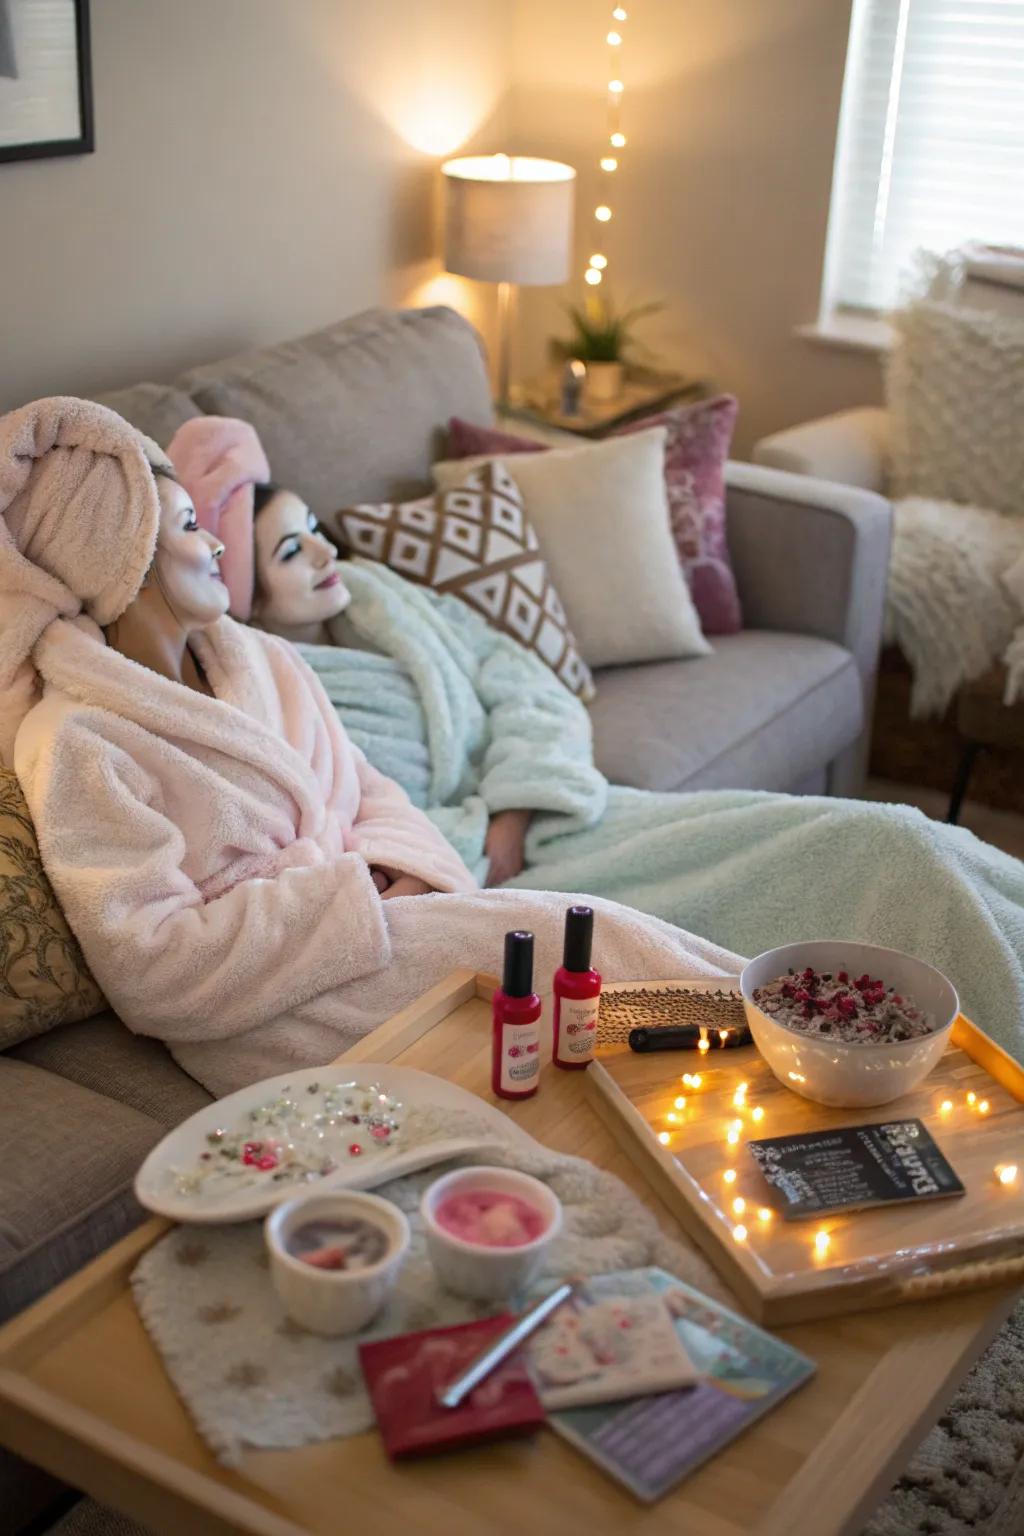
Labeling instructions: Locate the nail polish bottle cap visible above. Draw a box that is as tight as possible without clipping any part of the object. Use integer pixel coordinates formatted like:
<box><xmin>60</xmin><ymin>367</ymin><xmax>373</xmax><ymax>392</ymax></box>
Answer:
<box><xmin>502</xmin><ymin>930</ymin><xmax>535</xmax><ymax>998</ymax></box>
<box><xmin>563</xmin><ymin>905</ymin><xmax>594</xmax><ymax>973</ymax></box>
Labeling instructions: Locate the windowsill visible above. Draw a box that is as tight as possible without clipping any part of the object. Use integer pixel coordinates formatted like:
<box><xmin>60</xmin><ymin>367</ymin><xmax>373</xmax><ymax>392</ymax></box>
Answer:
<box><xmin>795</xmin><ymin>314</ymin><xmax>893</xmax><ymax>355</ymax></box>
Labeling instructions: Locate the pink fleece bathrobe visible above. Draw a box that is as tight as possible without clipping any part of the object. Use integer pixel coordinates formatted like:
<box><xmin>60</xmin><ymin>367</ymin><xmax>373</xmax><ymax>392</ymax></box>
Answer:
<box><xmin>5</xmin><ymin>399</ymin><xmax>742</xmax><ymax>1097</ymax></box>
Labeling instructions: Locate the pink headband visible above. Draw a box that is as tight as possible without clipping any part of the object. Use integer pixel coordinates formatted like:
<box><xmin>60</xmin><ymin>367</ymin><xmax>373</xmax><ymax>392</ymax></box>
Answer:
<box><xmin>166</xmin><ymin>416</ymin><xmax>270</xmax><ymax>622</ymax></box>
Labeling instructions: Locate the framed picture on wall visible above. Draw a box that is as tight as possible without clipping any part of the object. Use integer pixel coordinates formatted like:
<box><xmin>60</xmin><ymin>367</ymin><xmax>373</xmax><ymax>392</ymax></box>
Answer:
<box><xmin>0</xmin><ymin>0</ymin><xmax>93</xmax><ymax>164</ymax></box>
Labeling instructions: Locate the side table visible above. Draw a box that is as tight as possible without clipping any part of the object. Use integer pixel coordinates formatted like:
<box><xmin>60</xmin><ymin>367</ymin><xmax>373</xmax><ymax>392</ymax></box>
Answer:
<box><xmin>507</xmin><ymin>367</ymin><xmax>708</xmax><ymax>441</ymax></box>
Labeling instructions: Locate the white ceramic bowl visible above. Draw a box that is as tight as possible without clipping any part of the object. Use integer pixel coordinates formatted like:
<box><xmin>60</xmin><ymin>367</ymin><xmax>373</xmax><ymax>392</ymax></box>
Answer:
<box><xmin>740</xmin><ymin>941</ymin><xmax>959</xmax><ymax>1109</ymax></box>
<box><xmin>421</xmin><ymin>1166</ymin><xmax>562</xmax><ymax>1302</ymax></box>
<box><xmin>264</xmin><ymin>1189</ymin><xmax>409</xmax><ymax>1336</ymax></box>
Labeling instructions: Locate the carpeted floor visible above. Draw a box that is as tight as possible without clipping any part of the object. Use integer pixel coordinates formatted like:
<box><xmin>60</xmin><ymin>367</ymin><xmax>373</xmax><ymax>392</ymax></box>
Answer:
<box><xmin>44</xmin><ymin>1299</ymin><xmax>1024</xmax><ymax>1536</ymax></box>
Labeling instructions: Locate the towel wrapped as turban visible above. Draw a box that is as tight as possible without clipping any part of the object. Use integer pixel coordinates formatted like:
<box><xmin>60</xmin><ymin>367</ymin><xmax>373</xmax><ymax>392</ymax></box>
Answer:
<box><xmin>0</xmin><ymin>395</ymin><xmax>169</xmax><ymax>764</ymax></box>
<box><xmin>167</xmin><ymin>416</ymin><xmax>270</xmax><ymax>623</ymax></box>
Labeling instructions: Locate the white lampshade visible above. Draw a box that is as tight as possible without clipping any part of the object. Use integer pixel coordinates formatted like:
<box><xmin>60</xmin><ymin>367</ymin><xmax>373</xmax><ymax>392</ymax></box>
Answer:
<box><xmin>441</xmin><ymin>154</ymin><xmax>576</xmax><ymax>286</ymax></box>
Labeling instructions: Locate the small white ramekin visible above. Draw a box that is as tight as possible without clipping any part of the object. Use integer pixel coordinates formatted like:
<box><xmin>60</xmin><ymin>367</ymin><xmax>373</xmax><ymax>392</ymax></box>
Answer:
<box><xmin>420</xmin><ymin>1166</ymin><xmax>562</xmax><ymax>1302</ymax></box>
<box><xmin>264</xmin><ymin>1189</ymin><xmax>410</xmax><ymax>1336</ymax></box>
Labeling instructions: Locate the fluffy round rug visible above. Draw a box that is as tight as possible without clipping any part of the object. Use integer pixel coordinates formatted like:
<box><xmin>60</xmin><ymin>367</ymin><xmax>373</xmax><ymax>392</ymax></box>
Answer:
<box><xmin>47</xmin><ymin>1301</ymin><xmax>1024</xmax><ymax>1536</ymax></box>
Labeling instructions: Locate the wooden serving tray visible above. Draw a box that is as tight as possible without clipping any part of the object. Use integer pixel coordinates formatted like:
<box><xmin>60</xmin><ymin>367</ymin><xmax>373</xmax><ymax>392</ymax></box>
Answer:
<box><xmin>0</xmin><ymin>971</ymin><xmax>1021</xmax><ymax>1536</ymax></box>
<box><xmin>588</xmin><ymin>982</ymin><xmax>1024</xmax><ymax>1326</ymax></box>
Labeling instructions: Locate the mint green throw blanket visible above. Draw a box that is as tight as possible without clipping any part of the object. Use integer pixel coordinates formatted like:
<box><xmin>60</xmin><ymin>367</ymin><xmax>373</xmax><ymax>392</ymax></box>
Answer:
<box><xmin>300</xmin><ymin>561</ymin><xmax>1024</xmax><ymax>1057</ymax></box>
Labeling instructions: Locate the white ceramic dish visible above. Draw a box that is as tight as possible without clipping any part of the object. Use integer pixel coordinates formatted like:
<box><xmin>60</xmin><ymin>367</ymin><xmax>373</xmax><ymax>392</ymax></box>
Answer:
<box><xmin>265</xmin><ymin>1190</ymin><xmax>410</xmax><ymax>1337</ymax></box>
<box><xmin>421</xmin><ymin>1165</ymin><xmax>562</xmax><ymax>1301</ymax></box>
<box><xmin>740</xmin><ymin>941</ymin><xmax>959</xmax><ymax>1109</ymax></box>
<box><xmin>135</xmin><ymin>1064</ymin><xmax>530</xmax><ymax>1224</ymax></box>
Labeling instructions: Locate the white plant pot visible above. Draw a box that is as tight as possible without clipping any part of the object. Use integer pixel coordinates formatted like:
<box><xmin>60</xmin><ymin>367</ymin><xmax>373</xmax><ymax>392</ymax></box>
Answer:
<box><xmin>585</xmin><ymin>361</ymin><xmax>624</xmax><ymax>404</ymax></box>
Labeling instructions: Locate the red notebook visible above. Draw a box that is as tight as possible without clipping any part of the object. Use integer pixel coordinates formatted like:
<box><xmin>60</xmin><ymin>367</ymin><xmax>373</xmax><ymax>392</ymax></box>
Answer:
<box><xmin>358</xmin><ymin>1314</ymin><xmax>545</xmax><ymax>1460</ymax></box>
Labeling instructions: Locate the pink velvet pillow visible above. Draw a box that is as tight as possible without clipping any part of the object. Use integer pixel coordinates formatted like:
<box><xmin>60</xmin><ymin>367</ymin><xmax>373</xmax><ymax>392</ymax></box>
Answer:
<box><xmin>446</xmin><ymin>395</ymin><xmax>741</xmax><ymax>634</ymax></box>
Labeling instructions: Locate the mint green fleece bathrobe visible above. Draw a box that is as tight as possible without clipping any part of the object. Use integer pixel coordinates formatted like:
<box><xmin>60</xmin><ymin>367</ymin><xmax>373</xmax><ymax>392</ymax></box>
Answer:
<box><xmin>298</xmin><ymin>560</ymin><xmax>1024</xmax><ymax>1058</ymax></box>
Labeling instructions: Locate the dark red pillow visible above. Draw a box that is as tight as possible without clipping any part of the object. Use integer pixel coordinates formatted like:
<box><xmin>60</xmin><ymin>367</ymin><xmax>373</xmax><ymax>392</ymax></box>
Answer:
<box><xmin>447</xmin><ymin>395</ymin><xmax>741</xmax><ymax>634</ymax></box>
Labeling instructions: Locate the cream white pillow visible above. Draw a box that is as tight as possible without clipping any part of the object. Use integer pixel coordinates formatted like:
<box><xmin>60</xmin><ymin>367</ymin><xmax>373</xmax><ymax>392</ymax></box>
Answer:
<box><xmin>433</xmin><ymin>428</ymin><xmax>710</xmax><ymax>669</ymax></box>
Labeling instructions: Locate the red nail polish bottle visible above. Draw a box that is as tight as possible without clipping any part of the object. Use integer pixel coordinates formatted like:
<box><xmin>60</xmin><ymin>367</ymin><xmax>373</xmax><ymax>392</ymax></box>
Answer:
<box><xmin>492</xmin><ymin>931</ymin><xmax>541</xmax><ymax>1100</ymax></box>
<box><xmin>553</xmin><ymin>906</ymin><xmax>601</xmax><ymax>1070</ymax></box>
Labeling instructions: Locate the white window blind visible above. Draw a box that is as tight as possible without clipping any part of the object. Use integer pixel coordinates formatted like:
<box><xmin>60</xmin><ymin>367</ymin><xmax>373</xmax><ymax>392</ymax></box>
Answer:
<box><xmin>824</xmin><ymin>0</ymin><xmax>1024</xmax><ymax>314</ymax></box>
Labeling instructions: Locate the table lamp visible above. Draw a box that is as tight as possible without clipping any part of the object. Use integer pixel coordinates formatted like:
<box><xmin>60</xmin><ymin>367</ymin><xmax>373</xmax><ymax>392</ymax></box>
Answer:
<box><xmin>441</xmin><ymin>154</ymin><xmax>576</xmax><ymax>410</ymax></box>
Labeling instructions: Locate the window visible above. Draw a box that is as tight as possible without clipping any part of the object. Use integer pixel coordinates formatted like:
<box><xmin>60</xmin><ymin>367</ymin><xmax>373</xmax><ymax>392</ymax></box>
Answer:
<box><xmin>823</xmin><ymin>0</ymin><xmax>1024</xmax><ymax>317</ymax></box>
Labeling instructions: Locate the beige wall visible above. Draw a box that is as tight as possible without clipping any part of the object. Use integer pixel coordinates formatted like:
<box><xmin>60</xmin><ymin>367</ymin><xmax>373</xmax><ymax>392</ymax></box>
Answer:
<box><xmin>508</xmin><ymin>0</ymin><xmax>883</xmax><ymax>454</ymax></box>
<box><xmin>0</xmin><ymin>0</ymin><xmax>509</xmax><ymax>413</ymax></box>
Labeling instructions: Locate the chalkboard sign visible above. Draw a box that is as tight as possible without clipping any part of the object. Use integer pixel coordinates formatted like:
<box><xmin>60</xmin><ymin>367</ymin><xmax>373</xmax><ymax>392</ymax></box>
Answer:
<box><xmin>746</xmin><ymin>1119</ymin><xmax>965</xmax><ymax>1220</ymax></box>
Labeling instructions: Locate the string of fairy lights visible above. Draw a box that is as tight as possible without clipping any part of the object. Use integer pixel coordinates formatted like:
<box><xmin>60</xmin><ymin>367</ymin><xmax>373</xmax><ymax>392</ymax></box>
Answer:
<box><xmin>584</xmin><ymin>5</ymin><xmax>630</xmax><ymax>288</ymax></box>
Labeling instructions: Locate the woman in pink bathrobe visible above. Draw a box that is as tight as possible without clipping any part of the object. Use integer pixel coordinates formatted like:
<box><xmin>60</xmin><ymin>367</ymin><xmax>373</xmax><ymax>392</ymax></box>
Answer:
<box><xmin>1</xmin><ymin>399</ymin><xmax>740</xmax><ymax>1096</ymax></box>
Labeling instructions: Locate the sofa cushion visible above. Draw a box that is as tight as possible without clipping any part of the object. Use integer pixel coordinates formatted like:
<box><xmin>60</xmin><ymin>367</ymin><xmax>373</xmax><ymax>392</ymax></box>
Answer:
<box><xmin>177</xmin><ymin>307</ymin><xmax>493</xmax><ymax>516</ymax></box>
<box><xmin>0</xmin><ymin>766</ymin><xmax>105</xmax><ymax>1050</ymax></box>
<box><xmin>0</xmin><ymin>1058</ymin><xmax>162</xmax><ymax>1321</ymax></box>
<box><xmin>89</xmin><ymin>382</ymin><xmax>201</xmax><ymax>447</ymax></box>
<box><xmin>589</xmin><ymin>631</ymin><xmax>862</xmax><ymax>793</ymax></box>
<box><xmin>9</xmin><ymin>1011</ymin><xmax>212</xmax><ymax>1129</ymax></box>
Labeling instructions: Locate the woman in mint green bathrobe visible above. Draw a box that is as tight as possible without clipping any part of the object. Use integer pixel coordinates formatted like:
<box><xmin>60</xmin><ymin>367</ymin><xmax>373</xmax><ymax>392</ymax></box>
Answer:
<box><xmin>169</xmin><ymin>450</ymin><xmax>1024</xmax><ymax>1061</ymax></box>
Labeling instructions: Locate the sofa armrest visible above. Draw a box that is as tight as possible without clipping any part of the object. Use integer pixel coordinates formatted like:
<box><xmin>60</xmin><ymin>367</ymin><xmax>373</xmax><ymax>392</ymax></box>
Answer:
<box><xmin>726</xmin><ymin>460</ymin><xmax>893</xmax><ymax>794</ymax></box>
<box><xmin>752</xmin><ymin>407</ymin><xmax>890</xmax><ymax>492</ymax></box>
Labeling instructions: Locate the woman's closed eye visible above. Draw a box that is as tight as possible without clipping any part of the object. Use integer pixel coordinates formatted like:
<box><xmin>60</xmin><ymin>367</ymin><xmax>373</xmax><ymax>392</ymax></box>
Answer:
<box><xmin>279</xmin><ymin>537</ymin><xmax>302</xmax><ymax>562</ymax></box>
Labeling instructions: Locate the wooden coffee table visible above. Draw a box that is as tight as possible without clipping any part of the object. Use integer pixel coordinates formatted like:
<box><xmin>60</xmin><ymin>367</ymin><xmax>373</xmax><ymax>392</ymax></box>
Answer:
<box><xmin>0</xmin><ymin>970</ymin><xmax>1019</xmax><ymax>1536</ymax></box>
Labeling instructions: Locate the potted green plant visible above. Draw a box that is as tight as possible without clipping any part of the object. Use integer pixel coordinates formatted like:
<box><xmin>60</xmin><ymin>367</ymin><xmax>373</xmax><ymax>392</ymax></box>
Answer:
<box><xmin>558</xmin><ymin>294</ymin><xmax>664</xmax><ymax>402</ymax></box>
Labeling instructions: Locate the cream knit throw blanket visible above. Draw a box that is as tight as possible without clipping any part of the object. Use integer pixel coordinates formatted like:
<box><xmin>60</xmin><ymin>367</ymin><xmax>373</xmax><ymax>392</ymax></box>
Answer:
<box><xmin>884</xmin><ymin>496</ymin><xmax>1024</xmax><ymax>717</ymax></box>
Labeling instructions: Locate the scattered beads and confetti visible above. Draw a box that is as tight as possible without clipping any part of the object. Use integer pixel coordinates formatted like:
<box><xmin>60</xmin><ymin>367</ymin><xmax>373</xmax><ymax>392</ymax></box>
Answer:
<box><xmin>172</xmin><ymin>1079</ymin><xmax>404</xmax><ymax>1200</ymax></box>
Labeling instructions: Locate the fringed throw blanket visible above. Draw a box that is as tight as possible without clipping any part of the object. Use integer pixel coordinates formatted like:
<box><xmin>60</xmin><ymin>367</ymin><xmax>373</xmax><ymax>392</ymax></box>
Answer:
<box><xmin>885</xmin><ymin>498</ymin><xmax>1024</xmax><ymax>717</ymax></box>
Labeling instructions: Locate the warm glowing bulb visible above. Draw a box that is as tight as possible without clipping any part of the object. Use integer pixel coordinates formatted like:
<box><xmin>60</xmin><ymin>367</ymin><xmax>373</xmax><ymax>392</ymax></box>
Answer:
<box><xmin>607</xmin><ymin>30</ymin><xmax>622</xmax><ymax>45</ymax></box>
<box><xmin>697</xmin><ymin>1038</ymin><xmax>710</xmax><ymax>1056</ymax></box>
<box><xmin>979</xmin><ymin>1099</ymin><xmax>991</xmax><ymax>1114</ymax></box>
<box><xmin>939</xmin><ymin>1099</ymin><xmax>953</xmax><ymax>1115</ymax></box>
<box><xmin>610</xmin><ymin>131</ymin><xmax>627</xmax><ymax>148</ymax></box>
<box><xmin>732</xmin><ymin>1224</ymin><xmax>748</xmax><ymax>1243</ymax></box>
<box><xmin>718</xmin><ymin>1030</ymin><xmax>730</xmax><ymax>1045</ymax></box>
<box><xmin>723</xmin><ymin>1168</ymin><xmax>737</xmax><ymax>1184</ymax></box>
<box><xmin>814</xmin><ymin>1230</ymin><xmax>830</xmax><ymax>1257</ymax></box>
<box><xmin>600</xmin><ymin>156</ymin><xmax>618</xmax><ymax>172</ymax></box>
<box><xmin>729</xmin><ymin>1119</ymin><xmax>743</xmax><ymax>1134</ymax></box>
<box><xmin>751</xmin><ymin>1106</ymin><xmax>765</xmax><ymax>1123</ymax></box>
<box><xmin>726</xmin><ymin>1129</ymin><xmax>740</xmax><ymax>1146</ymax></box>
<box><xmin>595</xmin><ymin>205</ymin><xmax>612</xmax><ymax>222</ymax></box>
<box><xmin>731</xmin><ymin>1090</ymin><xmax>746</xmax><ymax>1109</ymax></box>
<box><xmin>608</xmin><ymin>79</ymin><xmax>624</xmax><ymax>94</ymax></box>
<box><xmin>667</xmin><ymin>1112</ymin><xmax>679</xmax><ymax>1124</ymax></box>
<box><xmin>613</xmin><ymin>6</ymin><xmax>628</xmax><ymax>20</ymax></box>
<box><xmin>967</xmin><ymin>1091</ymin><xmax>977</xmax><ymax>1106</ymax></box>
<box><xmin>690</xmin><ymin>1074</ymin><xmax>702</xmax><ymax>1089</ymax></box>
<box><xmin>584</xmin><ymin>267</ymin><xmax>603</xmax><ymax>285</ymax></box>
<box><xmin>757</xmin><ymin>1207</ymin><xmax>773</xmax><ymax>1223</ymax></box>
<box><xmin>731</xmin><ymin>1197</ymin><xmax>746</xmax><ymax>1216</ymax></box>
<box><xmin>657</xmin><ymin>1131</ymin><xmax>671</xmax><ymax>1146</ymax></box>
<box><xmin>996</xmin><ymin>1164</ymin><xmax>1018</xmax><ymax>1186</ymax></box>
<box><xmin>589</xmin><ymin>252</ymin><xmax>608</xmax><ymax>269</ymax></box>
<box><xmin>737</xmin><ymin>1081</ymin><xmax>749</xmax><ymax>1094</ymax></box>
<box><xmin>674</xmin><ymin>1095</ymin><xmax>686</xmax><ymax>1109</ymax></box>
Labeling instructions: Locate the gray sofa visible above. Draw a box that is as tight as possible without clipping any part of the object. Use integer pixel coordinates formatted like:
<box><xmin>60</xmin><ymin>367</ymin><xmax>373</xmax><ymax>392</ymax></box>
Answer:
<box><xmin>0</xmin><ymin>304</ymin><xmax>890</xmax><ymax>1519</ymax></box>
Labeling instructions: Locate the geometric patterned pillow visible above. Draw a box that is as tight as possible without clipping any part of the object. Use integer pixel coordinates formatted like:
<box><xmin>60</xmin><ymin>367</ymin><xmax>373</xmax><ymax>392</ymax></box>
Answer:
<box><xmin>0</xmin><ymin>767</ymin><xmax>105</xmax><ymax>1050</ymax></box>
<box><xmin>334</xmin><ymin>460</ymin><xmax>595</xmax><ymax>699</ymax></box>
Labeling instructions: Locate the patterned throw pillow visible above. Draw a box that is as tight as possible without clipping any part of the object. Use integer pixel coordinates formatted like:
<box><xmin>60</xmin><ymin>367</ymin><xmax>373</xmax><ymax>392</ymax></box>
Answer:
<box><xmin>0</xmin><ymin>767</ymin><xmax>105</xmax><ymax>1049</ymax></box>
<box><xmin>447</xmin><ymin>394</ymin><xmax>742</xmax><ymax>634</ymax></box>
<box><xmin>334</xmin><ymin>460</ymin><xmax>595</xmax><ymax>699</ymax></box>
